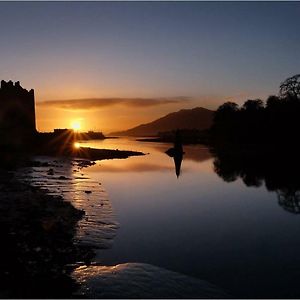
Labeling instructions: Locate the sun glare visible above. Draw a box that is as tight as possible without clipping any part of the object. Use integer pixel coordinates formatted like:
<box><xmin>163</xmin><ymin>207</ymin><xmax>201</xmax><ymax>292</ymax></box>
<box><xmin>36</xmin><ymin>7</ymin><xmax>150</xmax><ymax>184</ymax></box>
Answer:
<box><xmin>71</xmin><ymin>120</ymin><xmax>81</xmax><ymax>131</ymax></box>
<box><xmin>74</xmin><ymin>142</ymin><xmax>80</xmax><ymax>149</ymax></box>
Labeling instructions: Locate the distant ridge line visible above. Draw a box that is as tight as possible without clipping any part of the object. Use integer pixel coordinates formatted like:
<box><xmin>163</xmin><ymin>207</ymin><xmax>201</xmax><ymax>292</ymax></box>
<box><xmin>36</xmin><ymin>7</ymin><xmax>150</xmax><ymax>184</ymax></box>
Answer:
<box><xmin>110</xmin><ymin>107</ymin><xmax>214</xmax><ymax>137</ymax></box>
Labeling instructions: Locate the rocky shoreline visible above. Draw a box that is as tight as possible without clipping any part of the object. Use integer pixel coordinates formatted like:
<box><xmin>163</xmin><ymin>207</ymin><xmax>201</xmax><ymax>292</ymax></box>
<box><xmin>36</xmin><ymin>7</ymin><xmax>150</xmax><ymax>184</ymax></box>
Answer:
<box><xmin>0</xmin><ymin>140</ymin><xmax>145</xmax><ymax>297</ymax></box>
<box><xmin>0</xmin><ymin>165</ymin><xmax>96</xmax><ymax>298</ymax></box>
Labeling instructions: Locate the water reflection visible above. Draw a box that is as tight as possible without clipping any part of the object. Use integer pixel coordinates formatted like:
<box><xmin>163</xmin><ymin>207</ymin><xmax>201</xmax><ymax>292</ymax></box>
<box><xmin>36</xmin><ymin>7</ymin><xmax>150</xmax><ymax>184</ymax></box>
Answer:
<box><xmin>165</xmin><ymin>130</ymin><xmax>184</xmax><ymax>177</ymax></box>
<box><xmin>212</xmin><ymin>148</ymin><xmax>300</xmax><ymax>214</ymax></box>
<box><xmin>74</xmin><ymin>262</ymin><xmax>228</xmax><ymax>298</ymax></box>
<box><xmin>75</xmin><ymin>138</ymin><xmax>300</xmax><ymax>298</ymax></box>
<box><xmin>80</xmin><ymin>138</ymin><xmax>212</xmax><ymax>177</ymax></box>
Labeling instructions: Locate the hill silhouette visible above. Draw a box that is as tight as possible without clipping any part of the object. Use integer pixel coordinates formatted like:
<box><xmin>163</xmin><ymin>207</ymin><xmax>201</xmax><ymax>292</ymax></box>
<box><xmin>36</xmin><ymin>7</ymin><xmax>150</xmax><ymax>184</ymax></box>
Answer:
<box><xmin>111</xmin><ymin>107</ymin><xmax>214</xmax><ymax>137</ymax></box>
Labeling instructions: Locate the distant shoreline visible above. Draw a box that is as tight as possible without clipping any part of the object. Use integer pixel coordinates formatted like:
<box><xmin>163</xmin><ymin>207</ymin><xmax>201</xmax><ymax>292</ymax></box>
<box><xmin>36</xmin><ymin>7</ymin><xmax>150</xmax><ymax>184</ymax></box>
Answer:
<box><xmin>70</xmin><ymin>146</ymin><xmax>145</xmax><ymax>161</ymax></box>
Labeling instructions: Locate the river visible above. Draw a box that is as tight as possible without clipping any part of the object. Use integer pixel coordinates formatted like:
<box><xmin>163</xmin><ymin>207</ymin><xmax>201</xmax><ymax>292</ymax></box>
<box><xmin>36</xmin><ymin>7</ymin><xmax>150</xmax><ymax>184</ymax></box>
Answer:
<box><xmin>74</xmin><ymin>137</ymin><xmax>300</xmax><ymax>298</ymax></box>
<box><xmin>18</xmin><ymin>137</ymin><xmax>300</xmax><ymax>298</ymax></box>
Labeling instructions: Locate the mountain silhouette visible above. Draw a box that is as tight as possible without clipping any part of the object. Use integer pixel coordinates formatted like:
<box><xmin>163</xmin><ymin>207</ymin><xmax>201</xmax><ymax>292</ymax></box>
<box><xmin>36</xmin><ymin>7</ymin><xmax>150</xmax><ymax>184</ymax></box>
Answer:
<box><xmin>111</xmin><ymin>107</ymin><xmax>214</xmax><ymax>136</ymax></box>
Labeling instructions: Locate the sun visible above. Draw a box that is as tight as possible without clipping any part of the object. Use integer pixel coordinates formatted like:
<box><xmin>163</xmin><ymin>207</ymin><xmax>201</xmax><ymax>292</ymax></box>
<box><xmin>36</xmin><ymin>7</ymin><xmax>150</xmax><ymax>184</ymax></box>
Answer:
<box><xmin>71</xmin><ymin>120</ymin><xmax>81</xmax><ymax>131</ymax></box>
<box><xmin>74</xmin><ymin>142</ymin><xmax>81</xmax><ymax>149</ymax></box>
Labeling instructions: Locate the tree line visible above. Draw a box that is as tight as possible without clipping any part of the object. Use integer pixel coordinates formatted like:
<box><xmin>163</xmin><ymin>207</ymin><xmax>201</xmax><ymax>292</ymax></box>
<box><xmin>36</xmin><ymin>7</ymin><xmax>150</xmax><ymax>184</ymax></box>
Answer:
<box><xmin>211</xmin><ymin>74</ymin><xmax>300</xmax><ymax>144</ymax></box>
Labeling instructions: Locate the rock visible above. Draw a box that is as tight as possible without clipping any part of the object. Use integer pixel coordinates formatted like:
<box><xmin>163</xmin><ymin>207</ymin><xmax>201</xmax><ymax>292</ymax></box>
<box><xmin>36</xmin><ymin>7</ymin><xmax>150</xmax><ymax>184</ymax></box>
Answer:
<box><xmin>47</xmin><ymin>168</ymin><xmax>54</xmax><ymax>175</ymax></box>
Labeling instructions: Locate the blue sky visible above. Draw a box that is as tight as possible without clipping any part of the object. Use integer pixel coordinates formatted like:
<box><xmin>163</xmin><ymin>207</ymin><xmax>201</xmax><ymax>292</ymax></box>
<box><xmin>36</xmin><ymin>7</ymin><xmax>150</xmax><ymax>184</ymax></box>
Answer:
<box><xmin>0</xmin><ymin>2</ymin><xmax>299</xmax><ymax>131</ymax></box>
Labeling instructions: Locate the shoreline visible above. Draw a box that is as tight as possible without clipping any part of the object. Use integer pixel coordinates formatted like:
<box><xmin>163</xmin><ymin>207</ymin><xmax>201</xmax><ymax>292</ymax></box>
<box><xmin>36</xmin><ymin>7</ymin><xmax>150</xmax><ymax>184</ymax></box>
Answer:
<box><xmin>72</xmin><ymin>146</ymin><xmax>145</xmax><ymax>160</ymax></box>
<box><xmin>0</xmin><ymin>168</ymin><xmax>95</xmax><ymax>298</ymax></box>
<box><xmin>0</xmin><ymin>146</ymin><xmax>140</xmax><ymax>298</ymax></box>
<box><xmin>34</xmin><ymin>145</ymin><xmax>145</xmax><ymax>161</ymax></box>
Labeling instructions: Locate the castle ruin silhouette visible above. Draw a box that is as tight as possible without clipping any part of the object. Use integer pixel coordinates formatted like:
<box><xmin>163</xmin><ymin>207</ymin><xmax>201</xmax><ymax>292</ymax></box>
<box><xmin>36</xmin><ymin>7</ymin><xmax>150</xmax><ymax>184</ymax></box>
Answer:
<box><xmin>0</xmin><ymin>80</ymin><xmax>36</xmax><ymax>148</ymax></box>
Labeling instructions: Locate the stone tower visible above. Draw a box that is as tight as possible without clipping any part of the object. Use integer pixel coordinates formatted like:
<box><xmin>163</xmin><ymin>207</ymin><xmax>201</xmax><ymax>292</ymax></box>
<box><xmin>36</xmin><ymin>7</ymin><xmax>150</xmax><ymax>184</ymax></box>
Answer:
<box><xmin>0</xmin><ymin>80</ymin><xmax>36</xmax><ymax>148</ymax></box>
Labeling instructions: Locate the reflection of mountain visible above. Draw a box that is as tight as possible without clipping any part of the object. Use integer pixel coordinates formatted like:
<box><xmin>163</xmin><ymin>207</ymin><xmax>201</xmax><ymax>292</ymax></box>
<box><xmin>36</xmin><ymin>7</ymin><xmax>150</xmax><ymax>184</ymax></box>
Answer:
<box><xmin>211</xmin><ymin>148</ymin><xmax>300</xmax><ymax>213</ymax></box>
<box><xmin>111</xmin><ymin>107</ymin><xmax>214</xmax><ymax>136</ymax></box>
<box><xmin>92</xmin><ymin>162</ymin><xmax>175</xmax><ymax>173</ymax></box>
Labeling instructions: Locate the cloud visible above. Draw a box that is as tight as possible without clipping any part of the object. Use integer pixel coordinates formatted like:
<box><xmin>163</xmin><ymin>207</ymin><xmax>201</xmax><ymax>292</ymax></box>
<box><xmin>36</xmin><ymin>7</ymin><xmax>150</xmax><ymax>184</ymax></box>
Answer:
<box><xmin>37</xmin><ymin>97</ymin><xmax>191</xmax><ymax>110</ymax></box>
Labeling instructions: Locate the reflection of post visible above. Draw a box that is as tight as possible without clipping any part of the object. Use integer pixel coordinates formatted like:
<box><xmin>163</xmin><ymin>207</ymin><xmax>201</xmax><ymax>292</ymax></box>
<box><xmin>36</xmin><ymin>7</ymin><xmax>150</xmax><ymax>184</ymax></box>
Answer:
<box><xmin>173</xmin><ymin>152</ymin><xmax>183</xmax><ymax>178</ymax></box>
<box><xmin>165</xmin><ymin>130</ymin><xmax>185</xmax><ymax>178</ymax></box>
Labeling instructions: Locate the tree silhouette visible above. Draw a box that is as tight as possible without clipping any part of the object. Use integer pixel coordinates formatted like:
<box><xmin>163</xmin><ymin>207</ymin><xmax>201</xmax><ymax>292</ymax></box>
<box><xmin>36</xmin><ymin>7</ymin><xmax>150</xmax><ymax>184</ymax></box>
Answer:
<box><xmin>214</xmin><ymin>102</ymin><xmax>239</xmax><ymax>122</ymax></box>
<box><xmin>266</xmin><ymin>95</ymin><xmax>281</xmax><ymax>110</ymax></box>
<box><xmin>242</xmin><ymin>99</ymin><xmax>264</xmax><ymax>112</ymax></box>
<box><xmin>277</xmin><ymin>189</ymin><xmax>300</xmax><ymax>214</ymax></box>
<box><xmin>210</xmin><ymin>74</ymin><xmax>300</xmax><ymax>145</ymax></box>
<box><xmin>211</xmin><ymin>102</ymin><xmax>240</xmax><ymax>143</ymax></box>
<box><xmin>279</xmin><ymin>74</ymin><xmax>300</xmax><ymax>100</ymax></box>
<box><xmin>209</xmin><ymin>75</ymin><xmax>300</xmax><ymax>213</ymax></box>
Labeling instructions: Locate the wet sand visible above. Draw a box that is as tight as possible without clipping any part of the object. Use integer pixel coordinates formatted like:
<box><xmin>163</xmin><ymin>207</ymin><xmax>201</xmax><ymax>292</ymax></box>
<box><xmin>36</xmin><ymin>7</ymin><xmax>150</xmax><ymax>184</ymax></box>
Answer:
<box><xmin>16</xmin><ymin>157</ymin><xmax>119</xmax><ymax>250</ymax></box>
<box><xmin>0</xmin><ymin>169</ymin><xmax>94</xmax><ymax>298</ymax></box>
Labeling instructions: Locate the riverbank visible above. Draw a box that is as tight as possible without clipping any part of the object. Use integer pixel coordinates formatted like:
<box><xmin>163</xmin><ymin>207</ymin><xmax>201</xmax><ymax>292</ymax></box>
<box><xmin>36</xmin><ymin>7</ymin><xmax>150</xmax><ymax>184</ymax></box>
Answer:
<box><xmin>0</xmin><ymin>168</ymin><xmax>96</xmax><ymax>298</ymax></box>
<box><xmin>71</xmin><ymin>146</ymin><xmax>145</xmax><ymax>160</ymax></box>
<box><xmin>0</xmin><ymin>144</ymin><xmax>130</xmax><ymax>298</ymax></box>
<box><xmin>35</xmin><ymin>144</ymin><xmax>145</xmax><ymax>161</ymax></box>
<box><xmin>0</xmin><ymin>141</ymin><xmax>144</xmax><ymax>295</ymax></box>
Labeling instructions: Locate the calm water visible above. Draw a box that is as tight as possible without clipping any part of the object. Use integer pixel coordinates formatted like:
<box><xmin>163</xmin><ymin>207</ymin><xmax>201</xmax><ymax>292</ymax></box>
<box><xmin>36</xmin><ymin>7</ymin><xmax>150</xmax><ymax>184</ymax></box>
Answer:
<box><xmin>17</xmin><ymin>137</ymin><xmax>300</xmax><ymax>298</ymax></box>
<box><xmin>73</xmin><ymin>137</ymin><xmax>300</xmax><ymax>298</ymax></box>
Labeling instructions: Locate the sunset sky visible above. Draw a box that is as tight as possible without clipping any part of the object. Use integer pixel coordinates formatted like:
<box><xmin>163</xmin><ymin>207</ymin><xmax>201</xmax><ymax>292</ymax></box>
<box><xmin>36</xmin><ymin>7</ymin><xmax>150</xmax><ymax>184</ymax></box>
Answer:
<box><xmin>0</xmin><ymin>2</ymin><xmax>299</xmax><ymax>133</ymax></box>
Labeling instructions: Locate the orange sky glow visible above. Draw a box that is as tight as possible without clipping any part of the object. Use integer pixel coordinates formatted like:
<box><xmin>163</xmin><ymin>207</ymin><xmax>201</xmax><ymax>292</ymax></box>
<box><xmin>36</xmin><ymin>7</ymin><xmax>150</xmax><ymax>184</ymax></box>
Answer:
<box><xmin>34</xmin><ymin>89</ymin><xmax>266</xmax><ymax>134</ymax></box>
<box><xmin>1</xmin><ymin>2</ymin><xmax>298</xmax><ymax>134</ymax></box>
<box><xmin>35</xmin><ymin>97</ymin><xmax>197</xmax><ymax>134</ymax></box>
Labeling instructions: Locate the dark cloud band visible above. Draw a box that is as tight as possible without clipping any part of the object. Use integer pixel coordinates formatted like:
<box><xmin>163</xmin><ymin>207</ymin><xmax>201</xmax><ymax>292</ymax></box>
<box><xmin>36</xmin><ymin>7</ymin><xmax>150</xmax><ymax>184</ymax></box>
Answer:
<box><xmin>38</xmin><ymin>97</ymin><xmax>191</xmax><ymax>110</ymax></box>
